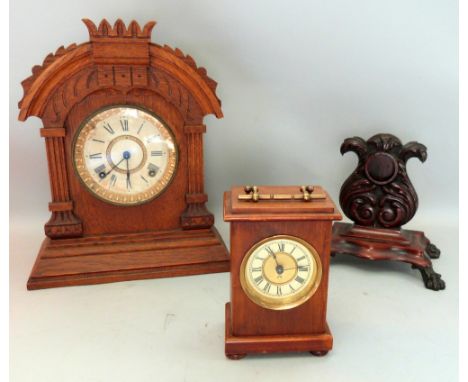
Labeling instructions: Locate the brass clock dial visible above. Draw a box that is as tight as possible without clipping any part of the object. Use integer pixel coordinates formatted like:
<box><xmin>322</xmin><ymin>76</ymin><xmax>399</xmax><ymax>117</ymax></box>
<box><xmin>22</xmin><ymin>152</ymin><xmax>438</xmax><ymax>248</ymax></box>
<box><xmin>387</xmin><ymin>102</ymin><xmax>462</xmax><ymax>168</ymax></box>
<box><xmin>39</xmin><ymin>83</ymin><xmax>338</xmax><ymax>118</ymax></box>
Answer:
<box><xmin>73</xmin><ymin>106</ymin><xmax>178</xmax><ymax>206</ymax></box>
<box><xmin>240</xmin><ymin>235</ymin><xmax>322</xmax><ymax>310</ymax></box>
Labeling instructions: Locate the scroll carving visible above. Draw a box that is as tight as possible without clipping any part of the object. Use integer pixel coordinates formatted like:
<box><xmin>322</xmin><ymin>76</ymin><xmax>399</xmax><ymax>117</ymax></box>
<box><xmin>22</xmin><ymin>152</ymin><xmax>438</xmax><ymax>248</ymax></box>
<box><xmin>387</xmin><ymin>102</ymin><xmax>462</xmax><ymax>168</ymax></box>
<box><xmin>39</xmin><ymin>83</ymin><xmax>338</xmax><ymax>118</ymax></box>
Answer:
<box><xmin>339</xmin><ymin>133</ymin><xmax>427</xmax><ymax>229</ymax></box>
<box><xmin>333</xmin><ymin>133</ymin><xmax>445</xmax><ymax>290</ymax></box>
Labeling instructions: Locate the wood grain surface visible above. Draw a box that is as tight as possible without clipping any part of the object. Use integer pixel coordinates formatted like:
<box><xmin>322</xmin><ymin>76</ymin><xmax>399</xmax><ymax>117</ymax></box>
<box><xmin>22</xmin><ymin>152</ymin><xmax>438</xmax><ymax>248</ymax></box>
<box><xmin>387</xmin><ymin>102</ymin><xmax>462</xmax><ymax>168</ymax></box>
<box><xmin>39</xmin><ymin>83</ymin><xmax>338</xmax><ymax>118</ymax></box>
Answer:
<box><xmin>19</xmin><ymin>19</ymin><xmax>229</xmax><ymax>289</ymax></box>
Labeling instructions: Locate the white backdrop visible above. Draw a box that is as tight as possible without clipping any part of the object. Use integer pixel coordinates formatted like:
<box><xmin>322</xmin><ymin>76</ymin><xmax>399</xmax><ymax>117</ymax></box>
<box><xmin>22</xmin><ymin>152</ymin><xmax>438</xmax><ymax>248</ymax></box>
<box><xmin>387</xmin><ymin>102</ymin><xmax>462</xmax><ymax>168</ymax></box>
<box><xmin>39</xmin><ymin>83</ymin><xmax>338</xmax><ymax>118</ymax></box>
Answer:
<box><xmin>10</xmin><ymin>0</ymin><xmax>458</xmax><ymax>224</ymax></box>
<box><xmin>9</xmin><ymin>1</ymin><xmax>458</xmax><ymax>382</ymax></box>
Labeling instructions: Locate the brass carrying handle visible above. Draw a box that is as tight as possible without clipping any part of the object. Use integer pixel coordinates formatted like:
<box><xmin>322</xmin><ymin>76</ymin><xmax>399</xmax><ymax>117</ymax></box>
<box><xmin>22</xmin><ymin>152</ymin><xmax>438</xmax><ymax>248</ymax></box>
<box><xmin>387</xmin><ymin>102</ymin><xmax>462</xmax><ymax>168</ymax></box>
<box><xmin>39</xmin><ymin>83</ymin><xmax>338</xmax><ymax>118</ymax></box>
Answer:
<box><xmin>238</xmin><ymin>185</ymin><xmax>326</xmax><ymax>202</ymax></box>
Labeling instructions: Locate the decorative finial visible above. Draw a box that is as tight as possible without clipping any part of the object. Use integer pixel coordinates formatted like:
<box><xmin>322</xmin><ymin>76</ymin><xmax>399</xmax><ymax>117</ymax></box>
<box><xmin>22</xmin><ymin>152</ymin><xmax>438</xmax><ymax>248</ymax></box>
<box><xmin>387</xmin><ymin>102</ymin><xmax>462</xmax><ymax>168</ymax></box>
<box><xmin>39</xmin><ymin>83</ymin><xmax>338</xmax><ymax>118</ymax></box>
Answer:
<box><xmin>82</xmin><ymin>18</ymin><xmax>156</xmax><ymax>40</ymax></box>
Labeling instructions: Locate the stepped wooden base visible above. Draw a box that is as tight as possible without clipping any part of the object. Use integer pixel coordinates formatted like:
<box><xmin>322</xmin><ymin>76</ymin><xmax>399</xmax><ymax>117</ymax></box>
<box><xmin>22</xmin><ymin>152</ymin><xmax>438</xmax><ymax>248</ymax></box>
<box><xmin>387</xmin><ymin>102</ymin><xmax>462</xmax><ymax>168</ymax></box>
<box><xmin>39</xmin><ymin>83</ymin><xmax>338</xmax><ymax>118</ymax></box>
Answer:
<box><xmin>224</xmin><ymin>303</ymin><xmax>332</xmax><ymax>359</ymax></box>
<box><xmin>27</xmin><ymin>227</ymin><xmax>229</xmax><ymax>290</ymax></box>
<box><xmin>331</xmin><ymin>222</ymin><xmax>445</xmax><ymax>291</ymax></box>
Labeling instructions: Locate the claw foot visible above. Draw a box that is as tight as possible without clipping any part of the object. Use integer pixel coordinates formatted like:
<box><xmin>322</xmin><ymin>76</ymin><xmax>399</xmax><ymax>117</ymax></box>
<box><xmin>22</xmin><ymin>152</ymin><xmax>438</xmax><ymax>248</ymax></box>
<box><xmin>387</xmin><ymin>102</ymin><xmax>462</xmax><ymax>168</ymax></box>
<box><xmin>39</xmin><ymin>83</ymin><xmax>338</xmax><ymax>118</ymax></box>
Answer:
<box><xmin>418</xmin><ymin>266</ymin><xmax>446</xmax><ymax>291</ymax></box>
<box><xmin>426</xmin><ymin>243</ymin><xmax>441</xmax><ymax>259</ymax></box>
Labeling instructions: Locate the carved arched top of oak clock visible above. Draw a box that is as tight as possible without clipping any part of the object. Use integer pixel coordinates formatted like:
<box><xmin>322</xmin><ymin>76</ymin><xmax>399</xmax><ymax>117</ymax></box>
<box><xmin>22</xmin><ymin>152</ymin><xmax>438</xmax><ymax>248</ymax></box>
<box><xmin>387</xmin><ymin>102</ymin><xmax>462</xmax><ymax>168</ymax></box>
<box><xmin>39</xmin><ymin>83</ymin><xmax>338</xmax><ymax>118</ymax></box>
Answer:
<box><xmin>18</xmin><ymin>18</ymin><xmax>222</xmax><ymax>123</ymax></box>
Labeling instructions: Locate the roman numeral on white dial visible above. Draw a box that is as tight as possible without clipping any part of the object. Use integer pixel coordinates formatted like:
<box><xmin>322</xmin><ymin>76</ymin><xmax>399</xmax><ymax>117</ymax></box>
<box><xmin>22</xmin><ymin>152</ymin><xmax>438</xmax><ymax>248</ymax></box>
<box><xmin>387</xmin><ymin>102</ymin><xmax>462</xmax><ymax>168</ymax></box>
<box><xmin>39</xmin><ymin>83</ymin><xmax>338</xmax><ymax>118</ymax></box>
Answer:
<box><xmin>73</xmin><ymin>106</ymin><xmax>178</xmax><ymax>206</ymax></box>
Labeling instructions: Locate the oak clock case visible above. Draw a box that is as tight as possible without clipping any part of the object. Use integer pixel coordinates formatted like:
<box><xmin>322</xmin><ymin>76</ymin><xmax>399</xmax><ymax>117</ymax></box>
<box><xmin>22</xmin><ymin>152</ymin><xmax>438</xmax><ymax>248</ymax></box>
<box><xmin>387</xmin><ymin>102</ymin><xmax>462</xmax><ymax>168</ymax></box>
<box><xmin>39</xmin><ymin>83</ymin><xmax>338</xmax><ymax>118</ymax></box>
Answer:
<box><xmin>224</xmin><ymin>185</ymin><xmax>342</xmax><ymax>359</ymax></box>
<box><xmin>18</xmin><ymin>18</ymin><xmax>229</xmax><ymax>290</ymax></box>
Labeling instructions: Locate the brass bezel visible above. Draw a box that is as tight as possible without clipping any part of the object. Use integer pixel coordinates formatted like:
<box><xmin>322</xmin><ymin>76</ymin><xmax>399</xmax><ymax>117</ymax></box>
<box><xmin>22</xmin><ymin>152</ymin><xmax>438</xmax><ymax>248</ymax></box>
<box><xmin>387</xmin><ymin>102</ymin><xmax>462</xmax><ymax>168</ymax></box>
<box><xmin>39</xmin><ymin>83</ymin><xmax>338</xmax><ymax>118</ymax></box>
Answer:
<box><xmin>72</xmin><ymin>105</ymin><xmax>179</xmax><ymax>206</ymax></box>
<box><xmin>240</xmin><ymin>234</ymin><xmax>322</xmax><ymax>311</ymax></box>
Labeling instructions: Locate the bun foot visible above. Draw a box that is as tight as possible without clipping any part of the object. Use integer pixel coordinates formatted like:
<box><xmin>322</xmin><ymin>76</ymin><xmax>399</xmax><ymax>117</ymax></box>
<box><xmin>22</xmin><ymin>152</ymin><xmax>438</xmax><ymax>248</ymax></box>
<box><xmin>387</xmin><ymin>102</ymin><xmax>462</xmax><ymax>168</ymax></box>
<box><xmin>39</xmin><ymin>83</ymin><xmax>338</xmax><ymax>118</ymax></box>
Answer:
<box><xmin>226</xmin><ymin>353</ymin><xmax>246</xmax><ymax>360</ymax></box>
<box><xmin>310</xmin><ymin>350</ymin><xmax>328</xmax><ymax>357</ymax></box>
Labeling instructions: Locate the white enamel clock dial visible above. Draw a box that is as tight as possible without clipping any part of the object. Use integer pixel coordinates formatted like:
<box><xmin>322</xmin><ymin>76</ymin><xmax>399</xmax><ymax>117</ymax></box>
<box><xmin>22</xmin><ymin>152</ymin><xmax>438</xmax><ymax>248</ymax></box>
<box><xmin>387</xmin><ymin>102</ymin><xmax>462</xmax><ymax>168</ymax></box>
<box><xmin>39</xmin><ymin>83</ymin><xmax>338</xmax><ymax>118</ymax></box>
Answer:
<box><xmin>73</xmin><ymin>106</ymin><xmax>178</xmax><ymax>205</ymax></box>
<box><xmin>240</xmin><ymin>235</ymin><xmax>322</xmax><ymax>310</ymax></box>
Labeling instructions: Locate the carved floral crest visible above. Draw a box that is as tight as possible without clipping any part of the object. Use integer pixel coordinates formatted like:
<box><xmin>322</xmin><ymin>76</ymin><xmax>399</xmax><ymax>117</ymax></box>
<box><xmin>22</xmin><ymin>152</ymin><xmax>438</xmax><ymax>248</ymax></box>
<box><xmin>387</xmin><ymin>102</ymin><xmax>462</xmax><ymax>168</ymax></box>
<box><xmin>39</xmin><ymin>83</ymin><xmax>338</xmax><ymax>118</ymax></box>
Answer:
<box><xmin>339</xmin><ymin>133</ymin><xmax>427</xmax><ymax>228</ymax></box>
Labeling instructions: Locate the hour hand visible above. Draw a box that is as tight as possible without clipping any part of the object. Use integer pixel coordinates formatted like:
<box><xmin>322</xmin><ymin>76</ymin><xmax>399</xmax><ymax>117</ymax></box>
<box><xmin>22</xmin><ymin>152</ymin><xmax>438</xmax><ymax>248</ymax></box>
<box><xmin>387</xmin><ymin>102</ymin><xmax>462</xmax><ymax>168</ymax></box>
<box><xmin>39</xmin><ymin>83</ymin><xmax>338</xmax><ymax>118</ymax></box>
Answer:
<box><xmin>265</xmin><ymin>247</ymin><xmax>280</xmax><ymax>266</ymax></box>
<box><xmin>99</xmin><ymin>154</ymin><xmax>128</xmax><ymax>179</ymax></box>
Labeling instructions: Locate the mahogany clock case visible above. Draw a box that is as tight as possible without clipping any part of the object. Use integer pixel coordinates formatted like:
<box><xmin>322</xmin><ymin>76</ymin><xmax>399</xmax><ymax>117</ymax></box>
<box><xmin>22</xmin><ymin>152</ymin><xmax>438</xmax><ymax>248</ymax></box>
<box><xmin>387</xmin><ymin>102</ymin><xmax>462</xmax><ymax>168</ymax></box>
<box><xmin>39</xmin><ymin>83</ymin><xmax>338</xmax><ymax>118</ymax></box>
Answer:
<box><xmin>224</xmin><ymin>186</ymin><xmax>342</xmax><ymax>358</ymax></box>
<box><xmin>228</xmin><ymin>220</ymin><xmax>333</xmax><ymax>336</ymax></box>
<box><xmin>18</xmin><ymin>19</ymin><xmax>230</xmax><ymax>290</ymax></box>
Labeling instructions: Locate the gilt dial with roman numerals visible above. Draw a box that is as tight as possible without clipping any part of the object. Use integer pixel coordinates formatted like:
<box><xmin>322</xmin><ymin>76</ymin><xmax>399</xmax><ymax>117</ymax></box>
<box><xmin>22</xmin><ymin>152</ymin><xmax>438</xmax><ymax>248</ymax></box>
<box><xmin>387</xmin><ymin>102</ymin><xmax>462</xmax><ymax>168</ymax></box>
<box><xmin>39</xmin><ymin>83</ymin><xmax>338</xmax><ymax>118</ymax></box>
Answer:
<box><xmin>73</xmin><ymin>106</ymin><xmax>178</xmax><ymax>206</ymax></box>
<box><xmin>240</xmin><ymin>235</ymin><xmax>322</xmax><ymax>310</ymax></box>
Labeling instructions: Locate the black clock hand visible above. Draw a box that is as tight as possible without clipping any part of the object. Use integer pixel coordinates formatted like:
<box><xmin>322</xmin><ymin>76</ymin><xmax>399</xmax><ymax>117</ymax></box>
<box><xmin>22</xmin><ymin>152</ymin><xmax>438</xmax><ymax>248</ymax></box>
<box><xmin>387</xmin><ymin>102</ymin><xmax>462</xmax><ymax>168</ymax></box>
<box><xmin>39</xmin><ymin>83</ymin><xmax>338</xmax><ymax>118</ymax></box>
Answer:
<box><xmin>98</xmin><ymin>157</ymin><xmax>126</xmax><ymax>179</ymax></box>
<box><xmin>106</xmin><ymin>157</ymin><xmax>125</xmax><ymax>175</ymax></box>
<box><xmin>99</xmin><ymin>150</ymin><xmax>131</xmax><ymax>180</ymax></box>
<box><xmin>126</xmin><ymin>161</ymin><xmax>131</xmax><ymax>188</ymax></box>
<box><xmin>266</xmin><ymin>247</ymin><xmax>284</xmax><ymax>275</ymax></box>
<box><xmin>266</xmin><ymin>247</ymin><xmax>279</xmax><ymax>264</ymax></box>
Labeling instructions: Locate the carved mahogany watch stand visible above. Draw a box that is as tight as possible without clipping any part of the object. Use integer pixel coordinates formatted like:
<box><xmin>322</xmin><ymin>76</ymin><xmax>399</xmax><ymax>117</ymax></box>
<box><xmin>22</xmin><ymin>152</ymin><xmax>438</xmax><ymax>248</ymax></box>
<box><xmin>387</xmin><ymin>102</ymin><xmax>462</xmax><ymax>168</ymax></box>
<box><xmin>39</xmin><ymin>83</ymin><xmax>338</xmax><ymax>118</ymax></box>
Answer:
<box><xmin>331</xmin><ymin>134</ymin><xmax>445</xmax><ymax>291</ymax></box>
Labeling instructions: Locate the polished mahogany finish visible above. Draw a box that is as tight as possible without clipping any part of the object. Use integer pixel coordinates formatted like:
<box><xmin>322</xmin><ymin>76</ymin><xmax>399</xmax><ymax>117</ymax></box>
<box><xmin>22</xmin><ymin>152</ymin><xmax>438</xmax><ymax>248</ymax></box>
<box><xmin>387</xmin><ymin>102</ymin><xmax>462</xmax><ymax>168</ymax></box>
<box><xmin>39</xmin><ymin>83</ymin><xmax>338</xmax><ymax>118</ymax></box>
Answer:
<box><xmin>224</xmin><ymin>186</ymin><xmax>342</xmax><ymax>359</ymax></box>
<box><xmin>18</xmin><ymin>19</ymin><xmax>229</xmax><ymax>289</ymax></box>
<box><xmin>331</xmin><ymin>134</ymin><xmax>445</xmax><ymax>290</ymax></box>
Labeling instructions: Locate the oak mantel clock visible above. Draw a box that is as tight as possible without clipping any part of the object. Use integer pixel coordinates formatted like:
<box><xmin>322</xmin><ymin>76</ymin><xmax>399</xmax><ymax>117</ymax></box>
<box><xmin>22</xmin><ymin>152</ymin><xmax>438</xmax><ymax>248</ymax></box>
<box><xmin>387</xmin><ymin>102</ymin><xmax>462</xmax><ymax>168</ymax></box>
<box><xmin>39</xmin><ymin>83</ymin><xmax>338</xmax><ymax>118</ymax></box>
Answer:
<box><xmin>18</xmin><ymin>18</ymin><xmax>229</xmax><ymax>290</ymax></box>
<box><xmin>223</xmin><ymin>185</ymin><xmax>342</xmax><ymax>359</ymax></box>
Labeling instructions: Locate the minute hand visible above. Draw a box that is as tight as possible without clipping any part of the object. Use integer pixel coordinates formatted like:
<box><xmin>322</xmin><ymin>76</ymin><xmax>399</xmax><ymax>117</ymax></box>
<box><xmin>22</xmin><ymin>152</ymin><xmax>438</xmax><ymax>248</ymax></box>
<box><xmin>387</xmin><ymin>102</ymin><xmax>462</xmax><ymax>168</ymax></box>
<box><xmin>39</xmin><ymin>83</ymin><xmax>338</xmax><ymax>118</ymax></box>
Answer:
<box><xmin>126</xmin><ymin>158</ymin><xmax>131</xmax><ymax>189</ymax></box>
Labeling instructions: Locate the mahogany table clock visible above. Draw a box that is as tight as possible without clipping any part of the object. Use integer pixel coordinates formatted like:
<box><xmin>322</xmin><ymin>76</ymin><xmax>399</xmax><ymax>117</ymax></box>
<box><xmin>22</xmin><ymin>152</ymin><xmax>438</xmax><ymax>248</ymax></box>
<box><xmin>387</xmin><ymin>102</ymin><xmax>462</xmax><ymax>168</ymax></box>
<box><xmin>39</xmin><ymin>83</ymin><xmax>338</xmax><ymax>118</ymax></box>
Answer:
<box><xmin>223</xmin><ymin>185</ymin><xmax>342</xmax><ymax>359</ymax></box>
<box><xmin>331</xmin><ymin>133</ymin><xmax>445</xmax><ymax>290</ymax></box>
<box><xmin>18</xmin><ymin>18</ymin><xmax>229</xmax><ymax>290</ymax></box>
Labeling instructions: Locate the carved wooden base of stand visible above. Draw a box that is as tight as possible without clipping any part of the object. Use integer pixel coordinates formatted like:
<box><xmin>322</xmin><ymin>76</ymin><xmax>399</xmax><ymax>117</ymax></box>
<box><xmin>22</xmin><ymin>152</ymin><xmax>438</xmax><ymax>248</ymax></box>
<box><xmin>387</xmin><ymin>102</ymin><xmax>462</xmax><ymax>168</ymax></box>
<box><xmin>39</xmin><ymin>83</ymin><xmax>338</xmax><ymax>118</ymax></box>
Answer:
<box><xmin>27</xmin><ymin>227</ymin><xmax>229</xmax><ymax>290</ymax></box>
<box><xmin>331</xmin><ymin>222</ymin><xmax>445</xmax><ymax>291</ymax></box>
<box><xmin>224</xmin><ymin>303</ymin><xmax>332</xmax><ymax>359</ymax></box>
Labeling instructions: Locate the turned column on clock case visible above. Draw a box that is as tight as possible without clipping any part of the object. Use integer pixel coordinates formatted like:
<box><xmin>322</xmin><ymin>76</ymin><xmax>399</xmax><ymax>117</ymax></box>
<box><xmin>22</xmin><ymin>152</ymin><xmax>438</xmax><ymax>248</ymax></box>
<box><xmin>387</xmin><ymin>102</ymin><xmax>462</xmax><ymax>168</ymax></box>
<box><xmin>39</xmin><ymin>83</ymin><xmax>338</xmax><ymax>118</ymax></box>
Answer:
<box><xmin>40</xmin><ymin>126</ymin><xmax>83</xmax><ymax>239</ymax></box>
<box><xmin>181</xmin><ymin>124</ymin><xmax>214</xmax><ymax>229</ymax></box>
